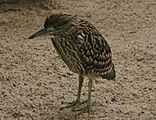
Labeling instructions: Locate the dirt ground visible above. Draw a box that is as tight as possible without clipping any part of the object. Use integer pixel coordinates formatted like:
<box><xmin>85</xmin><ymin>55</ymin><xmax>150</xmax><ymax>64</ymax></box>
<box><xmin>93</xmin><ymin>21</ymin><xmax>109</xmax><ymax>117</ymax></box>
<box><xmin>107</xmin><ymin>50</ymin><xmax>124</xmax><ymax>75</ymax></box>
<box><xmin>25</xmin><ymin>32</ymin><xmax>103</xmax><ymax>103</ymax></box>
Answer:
<box><xmin>0</xmin><ymin>0</ymin><xmax>156</xmax><ymax>120</ymax></box>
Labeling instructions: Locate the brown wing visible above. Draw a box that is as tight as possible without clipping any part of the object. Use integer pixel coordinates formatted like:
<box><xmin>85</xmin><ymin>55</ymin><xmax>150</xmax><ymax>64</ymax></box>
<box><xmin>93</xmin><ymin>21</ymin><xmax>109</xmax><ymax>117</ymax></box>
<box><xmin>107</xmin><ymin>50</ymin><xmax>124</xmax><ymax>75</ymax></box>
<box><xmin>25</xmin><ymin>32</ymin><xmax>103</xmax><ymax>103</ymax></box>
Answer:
<box><xmin>77</xmin><ymin>21</ymin><xmax>115</xmax><ymax>80</ymax></box>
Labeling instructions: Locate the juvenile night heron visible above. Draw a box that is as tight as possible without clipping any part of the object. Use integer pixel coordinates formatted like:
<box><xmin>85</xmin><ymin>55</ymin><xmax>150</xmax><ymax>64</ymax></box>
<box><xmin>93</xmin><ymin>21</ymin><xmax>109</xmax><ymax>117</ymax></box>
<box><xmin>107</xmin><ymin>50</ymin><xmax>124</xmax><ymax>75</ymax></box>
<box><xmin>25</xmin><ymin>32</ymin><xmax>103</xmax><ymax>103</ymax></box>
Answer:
<box><xmin>29</xmin><ymin>13</ymin><xmax>115</xmax><ymax>113</ymax></box>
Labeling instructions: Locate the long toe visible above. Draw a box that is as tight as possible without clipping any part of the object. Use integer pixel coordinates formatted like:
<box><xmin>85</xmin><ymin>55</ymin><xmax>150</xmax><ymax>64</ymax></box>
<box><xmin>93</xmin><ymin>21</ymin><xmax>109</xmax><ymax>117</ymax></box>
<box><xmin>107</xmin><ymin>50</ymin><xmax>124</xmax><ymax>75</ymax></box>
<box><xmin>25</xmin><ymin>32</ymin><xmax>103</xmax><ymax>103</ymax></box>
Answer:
<box><xmin>72</xmin><ymin>105</ymin><xmax>91</xmax><ymax>114</ymax></box>
<box><xmin>60</xmin><ymin>100</ymin><xmax>80</xmax><ymax>110</ymax></box>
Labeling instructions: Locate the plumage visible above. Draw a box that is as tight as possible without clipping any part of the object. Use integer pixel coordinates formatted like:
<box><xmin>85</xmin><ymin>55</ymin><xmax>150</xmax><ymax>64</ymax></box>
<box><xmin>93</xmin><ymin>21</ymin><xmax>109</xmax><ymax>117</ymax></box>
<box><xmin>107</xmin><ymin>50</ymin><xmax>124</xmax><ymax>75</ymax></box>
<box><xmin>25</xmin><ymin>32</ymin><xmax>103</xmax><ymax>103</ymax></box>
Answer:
<box><xmin>29</xmin><ymin>13</ymin><xmax>115</xmax><ymax>113</ymax></box>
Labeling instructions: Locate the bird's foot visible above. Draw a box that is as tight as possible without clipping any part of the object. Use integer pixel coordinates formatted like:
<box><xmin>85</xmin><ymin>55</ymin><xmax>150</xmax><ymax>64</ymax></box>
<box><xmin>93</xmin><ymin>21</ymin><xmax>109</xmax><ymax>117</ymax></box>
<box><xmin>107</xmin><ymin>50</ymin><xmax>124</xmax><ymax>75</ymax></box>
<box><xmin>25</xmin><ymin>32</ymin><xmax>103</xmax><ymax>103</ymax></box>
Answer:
<box><xmin>72</xmin><ymin>105</ymin><xmax>91</xmax><ymax>114</ymax></box>
<box><xmin>60</xmin><ymin>100</ymin><xmax>88</xmax><ymax>110</ymax></box>
<box><xmin>60</xmin><ymin>100</ymin><xmax>80</xmax><ymax>110</ymax></box>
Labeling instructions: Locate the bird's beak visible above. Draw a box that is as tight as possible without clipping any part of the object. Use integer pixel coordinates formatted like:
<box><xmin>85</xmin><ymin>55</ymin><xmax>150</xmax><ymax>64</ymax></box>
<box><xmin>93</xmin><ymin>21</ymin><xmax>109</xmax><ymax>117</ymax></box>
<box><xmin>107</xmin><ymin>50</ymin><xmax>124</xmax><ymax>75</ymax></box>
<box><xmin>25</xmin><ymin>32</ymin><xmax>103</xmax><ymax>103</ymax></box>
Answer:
<box><xmin>29</xmin><ymin>28</ymin><xmax>54</xmax><ymax>39</ymax></box>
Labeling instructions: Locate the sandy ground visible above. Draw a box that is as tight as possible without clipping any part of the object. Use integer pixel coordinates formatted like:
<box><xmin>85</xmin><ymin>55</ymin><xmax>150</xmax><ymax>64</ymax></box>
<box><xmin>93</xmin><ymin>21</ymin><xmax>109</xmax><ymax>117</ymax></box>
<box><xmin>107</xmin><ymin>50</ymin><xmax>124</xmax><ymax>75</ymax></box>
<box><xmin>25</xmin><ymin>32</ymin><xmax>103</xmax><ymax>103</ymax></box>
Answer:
<box><xmin>0</xmin><ymin>0</ymin><xmax>156</xmax><ymax>120</ymax></box>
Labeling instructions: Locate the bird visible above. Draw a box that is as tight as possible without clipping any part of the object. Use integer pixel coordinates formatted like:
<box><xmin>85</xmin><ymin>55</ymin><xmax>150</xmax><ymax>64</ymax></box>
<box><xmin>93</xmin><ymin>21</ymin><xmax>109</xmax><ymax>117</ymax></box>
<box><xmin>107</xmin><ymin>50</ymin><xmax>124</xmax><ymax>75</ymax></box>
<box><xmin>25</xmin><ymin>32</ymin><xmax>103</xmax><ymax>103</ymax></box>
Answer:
<box><xmin>29</xmin><ymin>13</ymin><xmax>115</xmax><ymax>113</ymax></box>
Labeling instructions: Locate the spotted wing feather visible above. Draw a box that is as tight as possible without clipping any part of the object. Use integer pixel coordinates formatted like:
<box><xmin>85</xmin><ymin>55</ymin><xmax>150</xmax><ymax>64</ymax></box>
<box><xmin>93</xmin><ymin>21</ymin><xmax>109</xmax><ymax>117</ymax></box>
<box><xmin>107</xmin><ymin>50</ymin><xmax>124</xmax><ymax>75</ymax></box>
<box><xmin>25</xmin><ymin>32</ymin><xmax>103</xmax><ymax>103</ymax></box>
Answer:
<box><xmin>76</xmin><ymin>21</ymin><xmax>115</xmax><ymax>80</ymax></box>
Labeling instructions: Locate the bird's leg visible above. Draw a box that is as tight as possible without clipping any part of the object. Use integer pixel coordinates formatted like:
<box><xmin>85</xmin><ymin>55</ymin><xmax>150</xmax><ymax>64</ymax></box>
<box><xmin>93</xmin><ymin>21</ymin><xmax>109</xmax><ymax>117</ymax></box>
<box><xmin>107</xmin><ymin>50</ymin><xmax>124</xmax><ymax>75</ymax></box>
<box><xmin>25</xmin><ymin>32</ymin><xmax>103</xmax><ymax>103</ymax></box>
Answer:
<box><xmin>81</xmin><ymin>78</ymin><xmax>93</xmax><ymax>113</ymax></box>
<box><xmin>61</xmin><ymin>75</ymin><xmax>84</xmax><ymax>109</ymax></box>
<box><xmin>73</xmin><ymin>78</ymin><xmax>93</xmax><ymax>114</ymax></box>
<box><xmin>75</xmin><ymin>75</ymin><xmax>84</xmax><ymax>103</ymax></box>
<box><xmin>87</xmin><ymin>78</ymin><xmax>93</xmax><ymax>113</ymax></box>
<box><xmin>69</xmin><ymin>75</ymin><xmax>84</xmax><ymax>105</ymax></box>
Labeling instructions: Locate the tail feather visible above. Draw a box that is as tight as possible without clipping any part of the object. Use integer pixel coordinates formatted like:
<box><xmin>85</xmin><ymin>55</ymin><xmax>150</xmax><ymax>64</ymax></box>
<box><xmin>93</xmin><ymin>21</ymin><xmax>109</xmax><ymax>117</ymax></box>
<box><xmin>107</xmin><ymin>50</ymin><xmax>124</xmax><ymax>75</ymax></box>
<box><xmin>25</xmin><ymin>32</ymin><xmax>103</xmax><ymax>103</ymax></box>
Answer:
<box><xmin>101</xmin><ymin>64</ymin><xmax>116</xmax><ymax>80</ymax></box>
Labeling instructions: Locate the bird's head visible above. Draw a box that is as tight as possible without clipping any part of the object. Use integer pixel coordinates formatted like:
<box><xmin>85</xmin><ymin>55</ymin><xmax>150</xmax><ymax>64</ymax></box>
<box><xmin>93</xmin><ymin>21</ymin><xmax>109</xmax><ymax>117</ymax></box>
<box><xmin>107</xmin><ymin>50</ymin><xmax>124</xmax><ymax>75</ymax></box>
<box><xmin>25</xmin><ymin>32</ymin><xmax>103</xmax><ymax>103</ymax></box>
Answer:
<box><xmin>29</xmin><ymin>13</ymin><xmax>77</xmax><ymax>39</ymax></box>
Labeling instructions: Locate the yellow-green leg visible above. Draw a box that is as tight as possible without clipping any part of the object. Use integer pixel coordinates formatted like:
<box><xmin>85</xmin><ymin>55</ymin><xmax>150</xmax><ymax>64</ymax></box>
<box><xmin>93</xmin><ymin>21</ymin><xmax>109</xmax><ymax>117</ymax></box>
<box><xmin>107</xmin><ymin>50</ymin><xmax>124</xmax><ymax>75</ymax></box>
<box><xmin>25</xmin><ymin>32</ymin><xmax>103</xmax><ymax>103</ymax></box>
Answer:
<box><xmin>76</xmin><ymin>75</ymin><xmax>84</xmax><ymax>102</ymax></box>
<box><xmin>73</xmin><ymin>78</ymin><xmax>93</xmax><ymax>114</ymax></box>
<box><xmin>87</xmin><ymin>78</ymin><xmax>93</xmax><ymax>113</ymax></box>
<box><xmin>61</xmin><ymin>75</ymin><xmax>84</xmax><ymax>109</ymax></box>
